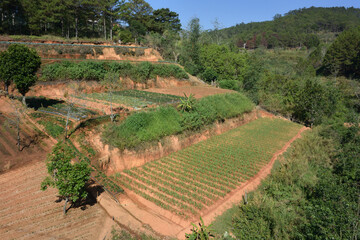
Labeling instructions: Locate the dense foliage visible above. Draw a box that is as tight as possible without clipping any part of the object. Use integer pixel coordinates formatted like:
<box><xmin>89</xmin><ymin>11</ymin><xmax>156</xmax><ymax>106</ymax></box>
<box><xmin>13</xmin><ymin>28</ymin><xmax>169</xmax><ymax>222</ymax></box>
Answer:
<box><xmin>322</xmin><ymin>27</ymin><xmax>360</xmax><ymax>78</ymax></box>
<box><xmin>40</xmin><ymin>61</ymin><xmax>188</xmax><ymax>82</ymax></box>
<box><xmin>0</xmin><ymin>44</ymin><xmax>41</xmax><ymax>103</ymax></box>
<box><xmin>210</xmin><ymin>7</ymin><xmax>360</xmax><ymax>49</ymax></box>
<box><xmin>103</xmin><ymin>93</ymin><xmax>254</xmax><ymax>150</ymax></box>
<box><xmin>226</xmin><ymin>123</ymin><xmax>360</xmax><ymax>240</ymax></box>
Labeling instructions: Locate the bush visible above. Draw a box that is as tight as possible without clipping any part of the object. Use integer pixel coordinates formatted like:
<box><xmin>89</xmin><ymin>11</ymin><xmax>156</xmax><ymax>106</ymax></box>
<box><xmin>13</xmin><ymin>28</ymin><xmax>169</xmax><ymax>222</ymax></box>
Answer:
<box><xmin>218</xmin><ymin>80</ymin><xmax>242</xmax><ymax>91</ymax></box>
<box><xmin>201</xmin><ymin>67</ymin><xmax>218</xmax><ymax>82</ymax></box>
<box><xmin>180</xmin><ymin>93</ymin><xmax>255</xmax><ymax>131</ymax></box>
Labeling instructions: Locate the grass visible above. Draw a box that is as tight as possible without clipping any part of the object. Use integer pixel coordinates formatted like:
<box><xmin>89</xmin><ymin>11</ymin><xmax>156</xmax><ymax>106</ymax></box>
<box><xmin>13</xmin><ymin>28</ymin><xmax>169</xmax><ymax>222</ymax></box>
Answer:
<box><xmin>113</xmin><ymin>118</ymin><xmax>303</xmax><ymax>218</ymax></box>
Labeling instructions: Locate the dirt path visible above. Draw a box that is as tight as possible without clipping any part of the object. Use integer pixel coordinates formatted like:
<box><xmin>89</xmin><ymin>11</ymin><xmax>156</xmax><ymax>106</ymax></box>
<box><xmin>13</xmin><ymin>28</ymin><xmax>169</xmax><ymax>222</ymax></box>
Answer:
<box><xmin>176</xmin><ymin>126</ymin><xmax>309</xmax><ymax>239</ymax></box>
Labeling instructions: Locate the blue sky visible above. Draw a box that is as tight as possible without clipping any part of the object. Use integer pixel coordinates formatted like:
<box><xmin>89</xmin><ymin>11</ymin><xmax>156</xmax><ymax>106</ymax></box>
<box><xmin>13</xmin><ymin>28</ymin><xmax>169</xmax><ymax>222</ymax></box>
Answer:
<box><xmin>146</xmin><ymin>0</ymin><xmax>360</xmax><ymax>30</ymax></box>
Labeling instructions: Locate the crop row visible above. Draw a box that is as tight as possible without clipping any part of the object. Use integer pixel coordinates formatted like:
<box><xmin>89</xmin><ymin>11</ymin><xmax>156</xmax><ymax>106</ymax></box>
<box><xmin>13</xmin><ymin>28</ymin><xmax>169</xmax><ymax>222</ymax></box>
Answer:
<box><xmin>115</xmin><ymin>118</ymin><xmax>303</xmax><ymax>218</ymax></box>
<box><xmin>79</xmin><ymin>90</ymin><xmax>181</xmax><ymax>109</ymax></box>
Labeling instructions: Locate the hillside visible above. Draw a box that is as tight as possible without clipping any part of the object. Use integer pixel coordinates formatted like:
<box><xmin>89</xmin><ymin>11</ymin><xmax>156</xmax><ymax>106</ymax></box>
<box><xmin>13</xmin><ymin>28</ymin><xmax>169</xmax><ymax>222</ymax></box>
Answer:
<box><xmin>213</xmin><ymin>7</ymin><xmax>360</xmax><ymax>48</ymax></box>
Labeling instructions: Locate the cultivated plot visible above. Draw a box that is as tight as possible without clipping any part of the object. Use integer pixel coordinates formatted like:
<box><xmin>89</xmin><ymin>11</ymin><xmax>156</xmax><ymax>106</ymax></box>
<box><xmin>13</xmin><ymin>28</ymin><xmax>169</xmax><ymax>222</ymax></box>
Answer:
<box><xmin>113</xmin><ymin>118</ymin><xmax>303</xmax><ymax>219</ymax></box>
<box><xmin>76</xmin><ymin>90</ymin><xmax>182</xmax><ymax>109</ymax></box>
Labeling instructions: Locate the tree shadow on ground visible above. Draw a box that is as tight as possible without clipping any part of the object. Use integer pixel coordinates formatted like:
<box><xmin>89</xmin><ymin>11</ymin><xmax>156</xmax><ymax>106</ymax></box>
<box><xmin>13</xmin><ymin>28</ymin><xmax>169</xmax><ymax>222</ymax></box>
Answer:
<box><xmin>54</xmin><ymin>182</ymin><xmax>105</xmax><ymax>214</ymax></box>
<box><xmin>26</xmin><ymin>97</ymin><xmax>64</xmax><ymax>110</ymax></box>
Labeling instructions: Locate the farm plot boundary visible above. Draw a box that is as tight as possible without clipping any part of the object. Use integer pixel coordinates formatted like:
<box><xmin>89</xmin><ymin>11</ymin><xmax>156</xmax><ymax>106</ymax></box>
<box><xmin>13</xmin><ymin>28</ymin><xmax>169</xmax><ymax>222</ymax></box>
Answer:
<box><xmin>110</xmin><ymin>118</ymin><xmax>307</xmax><ymax>238</ymax></box>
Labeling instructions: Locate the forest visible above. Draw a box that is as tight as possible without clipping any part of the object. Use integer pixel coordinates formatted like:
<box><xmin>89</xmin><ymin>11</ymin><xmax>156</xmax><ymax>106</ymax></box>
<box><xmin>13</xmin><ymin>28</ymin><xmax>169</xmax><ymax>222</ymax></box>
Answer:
<box><xmin>0</xmin><ymin>0</ymin><xmax>181</xmax><ymax>42</ymax></box>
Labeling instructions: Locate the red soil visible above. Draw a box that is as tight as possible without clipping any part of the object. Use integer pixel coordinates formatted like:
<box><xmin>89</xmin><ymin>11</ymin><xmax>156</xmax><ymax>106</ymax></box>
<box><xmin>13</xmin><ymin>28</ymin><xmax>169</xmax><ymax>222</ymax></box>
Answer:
<box><xmin>0</xmin><ymin>98</ymin><xmax>54</xmax><ymax>172</ymax></box>
<box><xmin>0</xmin><ymin>159</ymin><xmax>111</xmax><ymax>240</ymax></box>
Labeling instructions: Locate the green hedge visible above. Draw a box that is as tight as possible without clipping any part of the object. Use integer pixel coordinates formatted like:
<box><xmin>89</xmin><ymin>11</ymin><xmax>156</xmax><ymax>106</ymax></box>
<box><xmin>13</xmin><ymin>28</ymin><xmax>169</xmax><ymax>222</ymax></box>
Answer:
<box><xmin>103</xmin><ymin>93</ymin><xmax>254</xmax><ymax>150</ymax></box>
<box><xmin>40</xmin><ymin>61</ymin><xmax>189</xmax><ymax>82</ymax></box>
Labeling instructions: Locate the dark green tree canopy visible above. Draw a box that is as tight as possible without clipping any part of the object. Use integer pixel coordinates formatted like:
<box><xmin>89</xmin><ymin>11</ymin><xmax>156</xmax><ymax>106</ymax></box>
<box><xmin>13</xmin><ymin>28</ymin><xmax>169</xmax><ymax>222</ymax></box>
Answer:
<box><xmin>210</xmin><ymin>7</ymin><xmax>360</xmax><ymax>49</ymax></box>
<box><xmin>149</xmin><ymin>8</ymin><xmax>181</xmax><ymax>34</ymax></box>
<box><xmin>41</xmin><ymin>142</ymin><xmax>92</xmax><ymax>213</ymax></box>
<box><xmin>0</xmin><ymin>44</ymin><xmax>41</xmax><ymax>95</ymax></box>
<box><xmin>322</xmin><ymin>27</ymin><xmax>360</xmax><ymax>78</ymax></box>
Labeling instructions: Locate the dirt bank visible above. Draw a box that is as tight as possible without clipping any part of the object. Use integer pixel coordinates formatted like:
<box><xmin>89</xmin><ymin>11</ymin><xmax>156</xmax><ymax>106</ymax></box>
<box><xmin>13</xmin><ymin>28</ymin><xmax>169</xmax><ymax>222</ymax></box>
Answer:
<box><xmin>91</xmin><ymin>109</ymin><xmax>266</xmax><ymax>174</ymax></box>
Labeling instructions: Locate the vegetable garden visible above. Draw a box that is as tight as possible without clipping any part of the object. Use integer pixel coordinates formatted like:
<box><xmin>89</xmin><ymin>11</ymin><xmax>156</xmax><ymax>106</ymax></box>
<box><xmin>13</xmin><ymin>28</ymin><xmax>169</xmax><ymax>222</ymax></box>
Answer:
<box><xmin>112</xmin><ymin>118</ymin><xmax>303</xmax><ymax>219</ymax></box>
<box><xmin>77</xmin><ymin>90</ymin><xmax>182</xmax><ymax>109</ymax></box>
<box><xmin>29</xmin><ymin>101</ymin><xmax>97</xmax><ymax>138</ymax></box>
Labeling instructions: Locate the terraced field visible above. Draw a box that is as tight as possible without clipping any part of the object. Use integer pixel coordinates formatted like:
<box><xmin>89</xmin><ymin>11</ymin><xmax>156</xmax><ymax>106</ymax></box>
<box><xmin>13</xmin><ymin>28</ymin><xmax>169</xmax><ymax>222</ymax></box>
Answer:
<box><xmin>112</xmin><ymin>118</ymin><xmax>303</xmax><ymax>219</ymax></box>
<box><xmin>76</xmin><ymin>90</ymin><xmax>182</xmax><ymax>109</ymax></box>
<box><xmin>0</xmin><ymin>160</ymin><xmax>109</xmax><ymax>240</ymax></box>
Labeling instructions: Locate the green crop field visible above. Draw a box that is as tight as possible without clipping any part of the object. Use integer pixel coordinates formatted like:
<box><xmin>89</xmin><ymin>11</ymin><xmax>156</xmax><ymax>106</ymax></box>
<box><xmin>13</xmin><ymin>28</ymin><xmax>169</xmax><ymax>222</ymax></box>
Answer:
<box><xmin>77</xmin><ymin>90</ymin><xmax>182</xmax><ymax>108</ymax></box>
<box><xmin>112</xmin><ymin>118</ymin><xmax>303</xmax><ymax>219</ymax></box>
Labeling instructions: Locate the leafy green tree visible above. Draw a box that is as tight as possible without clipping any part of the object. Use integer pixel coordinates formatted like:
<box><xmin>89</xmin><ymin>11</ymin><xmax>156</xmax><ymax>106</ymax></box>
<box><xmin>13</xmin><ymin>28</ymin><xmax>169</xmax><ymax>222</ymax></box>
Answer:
<box><xmin>323</xmin><ymin>27</ymin><xmax>360</xmax><ymax>78</ymax></box>
<box><xmin>41</xmin><ymin>142</ymin><xmax>92</xmax><ymax>214</ymax></box>
<box><xmin>199</xmin><ymin>44</ymin><xmax>249</xmax><ymax>82</ymax></box>
<box><xmin>0</xmin><ymin>44</ymin><xmax>41</xmax><ymax>104</ymax></box>
<box><xmin>181</xmin><ymin>17</ymin><xmax>202</xmax><ymax>75</ymax></box>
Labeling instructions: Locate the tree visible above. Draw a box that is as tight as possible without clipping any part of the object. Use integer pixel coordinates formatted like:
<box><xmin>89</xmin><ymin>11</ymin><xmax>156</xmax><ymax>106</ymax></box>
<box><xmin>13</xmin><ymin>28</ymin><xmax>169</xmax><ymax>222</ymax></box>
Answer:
<box><xmin>323</xmin><ymin>27</ymin><xmax>360</xmax><ymax>78</ymax></box>
<box><xmin>0</xmin><ymin>44</ymin><xmax>41</xmax><ymax>105</ymax></box>
<box><xmin>149</xmin><ymin>8</ymin><xmax>181</xmax><ymax>34</ymax></box>
<box><xmin>122</xmin><ymin>0</ymin><xmax>153</xmax><ymax>41</ymax></box>
<box><xmin>41</xmin><ymin>142</ymin><xmax>92</xmax><ymax>214</ymax></box>
<box><xmin>101</xmin><ymin>71</ymin><xmax>120</xmax><ymax>122</ymax></box>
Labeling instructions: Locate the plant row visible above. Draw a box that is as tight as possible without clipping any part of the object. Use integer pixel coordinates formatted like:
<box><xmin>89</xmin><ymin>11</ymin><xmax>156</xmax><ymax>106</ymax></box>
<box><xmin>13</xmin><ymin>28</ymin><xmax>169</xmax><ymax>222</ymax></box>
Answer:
<box><xmin>115</xmin><ymin>118</ymin><xmax>303</xmax><ymax>218</ymax></box>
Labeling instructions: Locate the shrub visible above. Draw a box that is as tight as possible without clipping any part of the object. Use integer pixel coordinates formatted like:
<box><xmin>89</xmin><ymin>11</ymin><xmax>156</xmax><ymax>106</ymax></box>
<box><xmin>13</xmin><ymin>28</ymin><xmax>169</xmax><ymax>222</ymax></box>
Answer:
<box><xmin>218</xmin><ymin>80</ymin><xmax>242</xmax><ymax>91</ymax></box>
<box><xmin>201</xmin><ymin>67</ymin><xmax>218</xmax><ymax>82</ymax></box>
